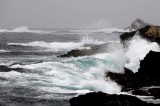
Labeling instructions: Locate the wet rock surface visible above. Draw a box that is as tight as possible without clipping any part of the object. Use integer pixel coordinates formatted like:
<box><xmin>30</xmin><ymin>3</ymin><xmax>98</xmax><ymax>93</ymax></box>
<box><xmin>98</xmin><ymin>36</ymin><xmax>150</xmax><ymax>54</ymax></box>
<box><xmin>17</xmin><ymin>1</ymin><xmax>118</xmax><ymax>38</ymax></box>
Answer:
<box><xmin>58</xmin><ymin>43</ymin><xmax>119</xmax><ymax>57</ymax></box>
<box><xmin>131</xmin><ymin>18</ymin><xmax>148</xmax><ymax>30</ymax></box>
<box><xmin>69</xmin><ymin>92</ymin><xmax>156</xmax><ymax>106</ymax></box>
<box><xmin>120</xmin><ymin>25</ymin><xmax>160</xmax><ymax>44</ymax></box>
<box><xmin>107</xmin><ymin>51</ymin><xmax>160</xmax><ymax>99</ymax></box>
<box><xmin>70</xmin><ymin>51</ymin><xmax>160</xmax><ymax>106</ymax></box>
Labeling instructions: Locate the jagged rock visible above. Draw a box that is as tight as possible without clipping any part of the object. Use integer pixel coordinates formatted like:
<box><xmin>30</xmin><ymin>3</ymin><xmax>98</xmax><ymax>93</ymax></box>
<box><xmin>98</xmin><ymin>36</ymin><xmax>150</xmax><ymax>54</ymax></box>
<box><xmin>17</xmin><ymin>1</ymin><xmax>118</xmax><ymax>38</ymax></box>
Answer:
<box><xmin>58</xmin><ymin>44</ymin><xmax>105</xmax><ymax>57</ymax></box>
<box><xmin>138</xmin><ymin>25</ymin><xmax>160</xmax><ymax>39</ymax></box>
<box><xmin>120</xmin><ymin>25</ymin><xmax>160</xmax><ymax>44</ymax></box>
<box><xmin>138</xmin><ymin>51</ymin><xmax>160</xmax><ymax>76</ymax></box>
<box><xmin>106</xmin><ymin>68</ymin><xmax>134</xmax><ymax>90</ymax></box>
<box><xmin>107</xmin><ymin>51</ymin><xmax>160</xmax><ymax>87</ymax></box>
<box><xmin>121</xmin><ymin>19</ymin><xmax>160</xmax><ymax>43</ymax></box>
<box><xmin>69</xmin><ymin>92</ymin><xmax>155</xmax><ymax>106</ymax></box>
<box><xmin>107</xmin><ymin>51</ymin><xmax>160</xmax><ymax>98</ymax></box>
<box><xmin>120</xmin><ymin>31</ymin><xmax>136</xmax><ymax>43</ymax></box>
<box><xmin>131</xmin><ymin>18</ymin><xmax>147</xmax><ymax>30</ymax></box>
<box><xmin>58</xmin><ymin>49</ymin><xmax>95</xmax><ymax>57</ymax></box>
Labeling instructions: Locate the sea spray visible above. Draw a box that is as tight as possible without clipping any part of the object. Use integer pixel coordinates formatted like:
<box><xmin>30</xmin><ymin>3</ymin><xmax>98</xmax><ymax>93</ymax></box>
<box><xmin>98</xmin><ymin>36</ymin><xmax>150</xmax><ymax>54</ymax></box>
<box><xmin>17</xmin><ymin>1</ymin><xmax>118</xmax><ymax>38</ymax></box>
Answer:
<box><xmin>125</xmin><ymin>35</ymin><xmax>160</xmax><ymax>72</ymax></box>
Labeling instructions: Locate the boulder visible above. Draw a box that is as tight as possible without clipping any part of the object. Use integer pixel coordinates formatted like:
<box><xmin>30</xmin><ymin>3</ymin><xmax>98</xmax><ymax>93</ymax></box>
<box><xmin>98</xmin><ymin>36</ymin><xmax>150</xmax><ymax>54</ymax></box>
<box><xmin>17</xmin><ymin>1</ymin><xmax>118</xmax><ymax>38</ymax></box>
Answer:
<box><xmin>108</xmin><ymin>51</ymin><xmax>160</xmax><ymax>87</ymax></box>
<box><xmin>131</xmin><ymin>18</ymin><xmax>147</xmax><ymax>30</ymax></box>
<box><xmin>120</xmin><ymin>25</ymin><xmax>160</xmax><ymax>44</ymax></box>
<box><xmin>106</xmin><ymin>68</ymin><xmax>135</xmax><ymax>89</ymax></box>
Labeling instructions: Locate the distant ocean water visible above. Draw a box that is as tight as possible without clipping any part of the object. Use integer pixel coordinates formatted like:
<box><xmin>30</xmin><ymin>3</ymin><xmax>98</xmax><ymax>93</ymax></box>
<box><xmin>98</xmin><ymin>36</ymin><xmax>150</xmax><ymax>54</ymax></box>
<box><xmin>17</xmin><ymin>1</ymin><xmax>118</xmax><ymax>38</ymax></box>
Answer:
<box><xmin>0</xmin><ymin>26</ymin><xmax>159</xmax><ymax>105</ymax></box>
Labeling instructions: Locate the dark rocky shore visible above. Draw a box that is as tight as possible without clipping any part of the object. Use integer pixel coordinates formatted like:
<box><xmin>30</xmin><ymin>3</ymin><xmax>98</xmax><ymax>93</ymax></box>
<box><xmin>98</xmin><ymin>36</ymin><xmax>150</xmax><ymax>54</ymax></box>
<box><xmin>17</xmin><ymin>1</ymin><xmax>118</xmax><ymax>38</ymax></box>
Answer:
<box><xmin>69</xmin><ymin>19</ymin><xmax>160</xmax><ymax>106</ymax></box>
<box><xmin>107</xmin><ymin>51</ymin><xmax>160</xmax><ymax>97</ymax></box>
<box><xmin>70</xmin><ymin>51</ymin><xmax>160</xmax><ymax>106</ymax></box>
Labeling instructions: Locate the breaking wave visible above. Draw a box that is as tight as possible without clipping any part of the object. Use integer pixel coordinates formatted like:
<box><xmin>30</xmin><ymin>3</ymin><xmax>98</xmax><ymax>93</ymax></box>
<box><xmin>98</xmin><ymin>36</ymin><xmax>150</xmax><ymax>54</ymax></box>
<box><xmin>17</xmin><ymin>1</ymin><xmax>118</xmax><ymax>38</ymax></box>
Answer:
<box><xmin>125</xmin><ymin>35</ymin><xmax>160</xmax><ymax>72</ymax></box>
<box><xmin>0</xmin><ymin>26</ymin><xmax>52</xmax><ymax>34</ymax></box>
<box><xmin>9</xmin><ymin>52</ymin><xmax>124</xmax><ymax>94</ymax></box>
<box><xmin>7</xmin><ymin>36</ymin><xmax>105</xmax><ymax>52</ymax></box>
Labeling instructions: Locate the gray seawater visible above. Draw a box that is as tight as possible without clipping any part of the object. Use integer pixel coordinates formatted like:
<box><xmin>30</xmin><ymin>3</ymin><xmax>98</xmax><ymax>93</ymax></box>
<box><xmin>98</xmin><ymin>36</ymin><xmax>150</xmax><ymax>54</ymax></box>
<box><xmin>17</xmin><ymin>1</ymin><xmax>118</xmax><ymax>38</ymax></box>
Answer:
<box><xmin>0</xmin><ymin>29</ymin><xmax>121</xmax><ymax>106</ymax></box>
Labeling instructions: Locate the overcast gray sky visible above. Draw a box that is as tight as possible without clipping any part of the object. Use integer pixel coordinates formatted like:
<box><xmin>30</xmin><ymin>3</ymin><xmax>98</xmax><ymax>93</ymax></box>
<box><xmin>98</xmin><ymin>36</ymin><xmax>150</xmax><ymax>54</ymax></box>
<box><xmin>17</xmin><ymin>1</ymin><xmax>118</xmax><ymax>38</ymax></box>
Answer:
<box><xmin>0</xmin><ymin>0</ymin><xmax>160</xmax><ymax>29</ymax></box>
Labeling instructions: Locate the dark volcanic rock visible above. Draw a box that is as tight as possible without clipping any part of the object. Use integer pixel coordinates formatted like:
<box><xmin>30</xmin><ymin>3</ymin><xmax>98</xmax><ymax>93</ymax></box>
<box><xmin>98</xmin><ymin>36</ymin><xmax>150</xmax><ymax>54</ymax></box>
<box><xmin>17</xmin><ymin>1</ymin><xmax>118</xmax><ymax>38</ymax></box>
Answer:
<box><xmin>138</xmin><ymin>51</ymin><xmax>160</xmax><ymax>78</ymax></box>
<box><xmin>106</xmin><ymin>68</ymin><xmax>135</xmax><ymax>90</ymax></box>
<box><xmin>58</xmin><ymin>43</ymin><xmax>119</xmax><ymax>57</ymax></box>
<box><xmin>120</xmin><ymin>31</ymin><xmax>136</xmax><ymax>43</ymax></box>
<box><xmin>58</xmin><ymin>49</ymin><xmax>94</xmax><ymax>57</ymax></box>
<box><xmin>120</xmin><ymin>25</ymin><xmax>160</xmax><ymax>44</ymax></box>
<box><xmin>69</xmin><ymin>92</ymin><xmax>155</xmax><ymax>106</ymax></box>
<box><xmin>108</xmin><ymin>51</ymin><xmax>160</xmax><ymax>88</ymax></box>
<box><xmin>58</xmin><ymin>44</ymin><xmax>107</xmax><ymax>57</ymax></box>
<box><xmin>107</xmin><ymin>51</ymin><xmax>160</xmax><ymax>99</ymax></box>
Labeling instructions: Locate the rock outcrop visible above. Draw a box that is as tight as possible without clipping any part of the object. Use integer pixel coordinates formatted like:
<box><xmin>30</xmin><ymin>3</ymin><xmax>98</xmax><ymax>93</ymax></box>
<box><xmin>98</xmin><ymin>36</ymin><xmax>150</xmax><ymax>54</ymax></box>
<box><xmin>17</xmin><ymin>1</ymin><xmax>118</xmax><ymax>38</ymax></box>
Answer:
<box><xmin>138</xmin><ymin>25</ymin><xmax>160</xmax><ymax>38</ymax></box>
<box><xmin>120</xmin><ymin>25</ymin><xmax>160</xmax><ymax>44</ymax></box>
<box><xmin>58</xmin><ymin>45</ymin><xmax>103</xmax><ymax>57</ymax></box>
<box><xmin>107</xmin><ymin>51</ymin><xmax>160</xmax><ymax>98</ymax></box>
<box><xmin>120</xmin><ymin>31</ymin><xmax>137</xmax><ymax>43</ymax></box>
<box><xmin>120</xmin><ymin>19</ymin><xmax>160</xmax><ymax>44</ymax></box>
<box><xmin>58</xmin><ymin>43</ymin><xmax>119</xmax><ymax>57</ymax></box>
<box><xmin>69</xmin><ymin>92</ymin><xmax>155</xmax><ymax>106</ymax></box>
<box><xmin>107</xmin><ymin>51</ymin><xmax>160</xmax><ymax>87</ymax></box>
<box><xmin>131</xmin><ymin>18</ymin><xmax>147</xmax><ymax>30</ymax></box>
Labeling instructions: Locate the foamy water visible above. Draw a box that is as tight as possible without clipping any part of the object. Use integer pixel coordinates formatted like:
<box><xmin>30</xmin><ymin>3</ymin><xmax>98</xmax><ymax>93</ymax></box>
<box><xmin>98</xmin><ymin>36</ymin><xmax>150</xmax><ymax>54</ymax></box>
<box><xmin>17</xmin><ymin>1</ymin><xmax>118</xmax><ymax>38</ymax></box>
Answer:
<box><xmin>0</xmin><ymin>27</ymin><xmax>160</xmax><ymax>105</ymax></box>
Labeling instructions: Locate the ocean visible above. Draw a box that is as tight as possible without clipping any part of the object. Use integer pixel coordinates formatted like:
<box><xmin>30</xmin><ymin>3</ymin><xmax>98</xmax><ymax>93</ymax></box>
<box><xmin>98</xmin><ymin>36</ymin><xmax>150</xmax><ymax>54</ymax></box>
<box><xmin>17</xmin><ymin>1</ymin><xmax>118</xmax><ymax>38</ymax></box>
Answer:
<box><xmin>0</xmin><ymin>26</ymin><xmax>159</xmax><ymax>106</ymax></box>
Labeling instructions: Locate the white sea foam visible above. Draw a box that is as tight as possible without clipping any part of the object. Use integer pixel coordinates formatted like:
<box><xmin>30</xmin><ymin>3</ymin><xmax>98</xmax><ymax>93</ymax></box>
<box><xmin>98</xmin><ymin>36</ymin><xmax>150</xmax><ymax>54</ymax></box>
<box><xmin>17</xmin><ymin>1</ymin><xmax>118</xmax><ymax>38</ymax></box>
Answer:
<box><xmin>81</xmin><ymin>34</ymin><xmax>105</xmax><ymax>45</ymax></box>
<box><xmin>8</xmin><ymin>41</ymin><xmax>84</xmax><ymax>51</ymax></box>
<box><xmin>125</xmin><ymin>35</ymin><xmax>160</xmax><ymax>72</ymax></box>
<box><xmin>2</xmin><ymin>28</ymin><xmax>160</xmax><ymax>96</ymax></box>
